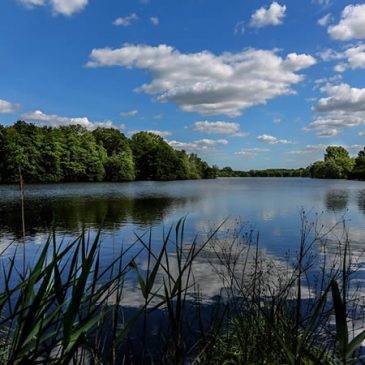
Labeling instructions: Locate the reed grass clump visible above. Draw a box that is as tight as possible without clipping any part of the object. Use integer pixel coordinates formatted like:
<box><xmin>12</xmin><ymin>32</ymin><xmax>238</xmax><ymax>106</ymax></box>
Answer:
<box><xmin>0</xmin><ymin>215</ymin><xmax>364</xmax><ymax>364</ymax></box>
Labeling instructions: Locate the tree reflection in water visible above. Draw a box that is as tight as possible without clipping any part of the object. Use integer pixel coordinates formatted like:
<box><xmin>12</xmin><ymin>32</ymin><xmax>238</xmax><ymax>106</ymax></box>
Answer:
<box><xmin>0</xmin><ymin>195</ymin><xmax>198</xmax><ymax>238</ymax></box>
<box><xmin>325</xmin><ymin>189</ymin><xmax>349</xmax><ymax>212</ymax></box>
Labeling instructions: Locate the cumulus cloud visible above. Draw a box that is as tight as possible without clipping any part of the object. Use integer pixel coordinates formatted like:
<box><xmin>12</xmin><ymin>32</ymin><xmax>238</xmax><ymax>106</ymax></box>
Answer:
<box><xmin>257</xmin><ymin>134</ymin><xmax>292</xmax><ymax>144</ymax></box>
<box><xmin>235</xmin><ymin>148</ymin><xmax>270</xmax><ymax>157</ymax></box>
<box><xmin>114</xmin><ymin>13</ymin><xmax>138</xmax><ymax>26</ymax></box>
<box><xmin>0</xmin><ymin>99</ymin><xmax>21</xmax><ymax>113</ymax></box>
<box><xmin>121</xmin><ymin>110</ymin><xmax>138</xmax><ymax>118</ymax></box>
<box><xmin>168</xmin><ymin>138</ymin><xmax>228</xmax><ymax>152</ymax></box>
<box><xmin>328</xmin><ymin>4</ymin><xmax>365</xmax><ymax>41</ymax></box>
<box><xmin>150</xmin><ymin>17</ymin><xmax>159</xmax><ymax>26</ymax></box>
<box><xmin>22</xmin><ymin>110</ymin><xmax>115</xmax><ymax>129</ymax></box>
<box><xmin>306</xmin><ymin>83</ymin><xmax>365</xmax><ymax>136</ymax></box>
<box><xmin>318</xmin><ymin>13</ymin><xmax>332</xmax><ymax>27</ymax></box>
<box><xmin>147</xmin><ymin>130</ymin><xmax>171</xmax><ymax>138</ymax></box>
<box><xmin>87</xmin><ymin>44</ymin><xmax>315</xmax><ymax>117</ymax></box>
<box><xmin>322</xmin><ymin>44</ymin><xmax>365</xmax><ymax>72</ymax></box>
<box><xmin>250</xmin><ymin>2</ymin><xmax>286</xmax><ymax>28</ymax></box>
<box><xmin>19</xmin><ymin>0</ymin><xmax>88</xmax><ymax>15</ymax></box>
<box><xmin>51</xmin><ymin>0</ymin><xmax>88</xmax><ymax>15</ymax></box>
<box><xmin>193</xmin><ymin>121</ymin><xmax>247</xmax><ymax>137</ymax></box>
<box><xmin>316</xmin><ymin>83</ymin><xmax>365</xmax><ymax>113</ymax></box>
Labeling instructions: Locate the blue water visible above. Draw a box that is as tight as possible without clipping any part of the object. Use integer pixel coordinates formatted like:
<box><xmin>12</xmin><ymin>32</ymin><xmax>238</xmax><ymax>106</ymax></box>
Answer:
<box><xmin>1</xmin><ymin>177</ymin><xmax>365</xmax><ymax>303</ymax></box>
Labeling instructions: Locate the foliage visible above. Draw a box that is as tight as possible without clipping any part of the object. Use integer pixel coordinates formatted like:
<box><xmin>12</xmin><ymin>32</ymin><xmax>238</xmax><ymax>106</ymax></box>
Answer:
<box><xmin>131</xmin><ymin>132</ymin><xmax>217</xmax><ymax>181</ymax></box>
<box><xmin>0</xmin><ymin>122</ymin><xmax>217</xmax><ymax>183</ymax></box>
<box><xmin>218</xmin><ymin>166</ymin><xmax>309</xmax><ymax>178</ymax></box>
<box><xmin>131</xmin><ymin>132</ymin><xmax>180</xmax><ymax>180</ymax></box>
<box><xmin>92</xmin><ymin>127</ymin><xmax>135</xmax><ymax>181</ymax></box>
<box><xmin>220</xmin><ymin>145</ymin><xmax>365</xmax><ymax>180</ymax></box>
<box><xmin>310</xmin><ymin>146</ymin><xmax>355</xmax><ymax>179</ymax></box>
<box><xmin>0</xmin><ymin>216</ymin><xmax>364</xmax><ymax>364</ymax></box>
<box><xmin>350</xmin><ymin>147</ymin><xmax>365</xmax><ymax>180</ymax></box>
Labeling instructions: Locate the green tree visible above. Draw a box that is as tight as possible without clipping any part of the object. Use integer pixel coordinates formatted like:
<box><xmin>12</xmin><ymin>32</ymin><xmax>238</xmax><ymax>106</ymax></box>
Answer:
<box><xmin>350</xmin><ymin>147</ymin><xmax>365</xmax><ymax>180</ymax></box>
<box><xmin>1</xmin><ymin>121</ymin><xmax>45</xmax><ymax>183</ymax></box>
<box><xmin>92</xmin><ymin>128</ymin><xmax>135</xmax><ymax>181</ymax></box>
<box><xmin>219</xmin><ymin>167</ymin><xmax>234</xmax><ymax>177</ymax></box>
<box><xmin>0</xmin><ymin>122</ymin><xmax>216</xmax><ymax>183</ymax></box>
<box><xmin>310</xmin><ymin>146</ymin><xmax>355</xmax><ymax>179</ymax></box>
<box><xmin>131</xmin><ymin>132</ymin><xmax>179</xmax><ymax>180</ymax></box>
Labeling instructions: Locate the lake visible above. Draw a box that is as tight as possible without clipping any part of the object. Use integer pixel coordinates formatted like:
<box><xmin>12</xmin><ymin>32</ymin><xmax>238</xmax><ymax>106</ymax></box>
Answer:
<box><xmin>1</xmin><ymin>177</ymin><xmax>365</xmax><ymax>303</ymax></box>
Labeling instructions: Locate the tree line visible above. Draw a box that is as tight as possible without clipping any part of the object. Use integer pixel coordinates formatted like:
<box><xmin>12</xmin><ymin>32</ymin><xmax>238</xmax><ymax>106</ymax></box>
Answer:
<box><xmin>0</xmin><ymin>121</ymin><xmax>218</xmax><ymax>184</ymax></box>
<box><xmin>218</xmin><ymin>145</ymin><xmax>365</xmax><ymax>180</ymax></box>
<box><xmin>2</xmin><ymin>122</ymin><xmax>364</xmax><ymax>183</ymax></box>
<box><xmin>218</xmin><ymin>166</ymin><xmax>309</xmax><ymax>178</ymax></box>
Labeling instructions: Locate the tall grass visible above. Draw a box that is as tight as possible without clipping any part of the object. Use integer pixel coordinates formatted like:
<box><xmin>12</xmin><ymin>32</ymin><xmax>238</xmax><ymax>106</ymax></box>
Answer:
<box><xmin>0</xmin><ymin>215</ymin><xmax>364</xmax><ymax>364</ymax></box>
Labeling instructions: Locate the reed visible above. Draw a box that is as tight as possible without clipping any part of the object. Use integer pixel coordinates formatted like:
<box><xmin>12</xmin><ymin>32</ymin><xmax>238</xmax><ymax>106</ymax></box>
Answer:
<box><xmin>0</xmin><ymin>215</ymin><xmax>364</xmax><ymax>364</ymax></box>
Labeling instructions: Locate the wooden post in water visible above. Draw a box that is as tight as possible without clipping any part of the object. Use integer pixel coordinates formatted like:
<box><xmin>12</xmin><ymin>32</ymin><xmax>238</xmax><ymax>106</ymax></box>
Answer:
<box><xmin>19</xmin><ymin>167</ymin><xmax>25</xmax><ymax>238</ymax></box>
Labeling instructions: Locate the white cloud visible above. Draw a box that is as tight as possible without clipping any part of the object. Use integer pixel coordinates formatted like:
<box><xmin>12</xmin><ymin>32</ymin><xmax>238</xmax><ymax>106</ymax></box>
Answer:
<box><xmin>318</xmin><ymin>13</ymin><xmax>332</xmax><ymax>27</ymax></box>
<box><xmin>19</xmin><ymin>0</ymin><xmax>88</xmax><ymax>15</ymax></box>
<box><xmin>333</xmin><ymin>63</ymin><xmax>347</xmax><ymax>73</ymax></box>
<box><xmin>114</xmin><ymin>13</ymin><xmax>138</xmax><ymax>27</ymax></box>
<box><xmin>320</xmin><ymin>44</ymin><xmax>365</xmax><ymax>72</ymax></box>
<box><xmin>22</xmin><ymin>110</ymin><xmax>115</xmax><ymax>129</ymax></box>
<box><xmin>19</xmin><ymin>0</ymin><xmax>45</xmax><ymax>8</ymax></box>
<box><xmin>257</xmin><ymin>134</ymin><xmax>292</xmax><ymax>144</ymax></box>
<box><xmin>289</xmin><ymin>143</ymin><xmax>362</xmax><ymax>155</ymax></box>
<box><xmin>316</xmin><ymin>128</ymin><xmax>339</xmax><ymax>137</ymax></box>
<box><xmin>312</xmin><ymin>0</ymin><xmax>331</xmax><ymax>6</ymax></box>
<box><xmin>147</xmin><ymin>130</ymin><xmax>171</xmax><ymax>138</ymax></box>
<box><xmin>306</xmin><ymin>83</ymin><xmax>365</xmax><ymax>136</ymax></box>
<box><xmin>87</xmin><ymin>44</ymin><xmax>315</xmax><ymax>117</ymax></box>
<box><xmin>348</xmin><ymin>144</ymin><xmax>364</xmax><ymax>151</ymax></box>
<box><xmin>358</xmin><ymin>131</ymin><xmax>365</xmax><ymax>136</ymax></box>
<box><xmin>328</xmin><ymin>4</ymin><xmax>365</xmax><ymax>41</ymax></box>
<box><xmin>339</xmin><ymin>44</ymin><xmax>365</xmax><ymax>72</ymax></box>
<box><xmin>235</xmin><ymin>148</ymin><xmax>270</xmax><ymax>157</ymax></box>
<box><xmin>150</xmin><ymin>17</ymin><xmax>159</xmax><ymax>26</ymax></box>
<box><xmin>168</xmin><ymin>138</ymin><xmax>228</xmax><ymax>152</ymax></box>
<box><xmin>316</xmin><ymin>83</ymin><xmax>365</xmax><ymax>113</ymax></box>
<box><xmin>274</xmin><ymin>117</ymin><xmax>281</xmax><ymax>124</ymax></box>
<box><xmin>250</xmin><ymin>2</ymin><xmax>286</xmax><ymax>28</ymax></box>
<box><xmin>50</xmin><ymin>0</ymin><xmax>88</xmax><ymax>15</ymax></box>
<box><xmin>288</xmin><ymin>144</ymin><xmax>327</xmax><ymax>155</ymax></box>
<box><xmin>0</xmin><ymin>99</ymin><xmax>20</xmax><ymax>113</ymax></box>
<box><xmin>315</xmin><ymin>74</ymin><xmax>343</xmax><ymax>85</ymax></box>
<box><xmin>234</xmin><ymin>21</ymin><xmax>245</xmax><ymax>35</ymax></box>
<box><xmin>318</xmin><ymin>48</ymin><xmax>339</xmax><ymax>62</ymax></box>
<box><xmin>121</xmin><ymin>110</ymin><xmax>138</xmax><ymax>118</ymax></box>
<box><xmin>193</xmin><ymin>121</ymin><xmax>247</xmax><ymax>137</ymax></box>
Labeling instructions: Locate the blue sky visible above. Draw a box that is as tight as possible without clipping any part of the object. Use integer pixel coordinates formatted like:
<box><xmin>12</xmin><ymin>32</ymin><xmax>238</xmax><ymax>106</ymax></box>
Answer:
<box><xmin>1</xmin><ymin>0</ymin><xmax>365</xmax><ymax>169</ymax></box>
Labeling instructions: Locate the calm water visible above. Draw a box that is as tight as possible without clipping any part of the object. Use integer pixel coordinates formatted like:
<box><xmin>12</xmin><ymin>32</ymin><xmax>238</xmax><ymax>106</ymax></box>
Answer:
<box><xmin>1</xmin><ymin>177</ymin><xmax>365</xmax><ymax>303</ymax></box>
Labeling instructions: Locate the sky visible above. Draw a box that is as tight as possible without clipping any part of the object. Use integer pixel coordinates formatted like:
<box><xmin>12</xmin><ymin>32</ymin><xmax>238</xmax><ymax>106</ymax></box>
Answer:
<box><xmin>1</xmin><ymin>0</ymin><xmax>365</xmax><ymax>169</ymax></box>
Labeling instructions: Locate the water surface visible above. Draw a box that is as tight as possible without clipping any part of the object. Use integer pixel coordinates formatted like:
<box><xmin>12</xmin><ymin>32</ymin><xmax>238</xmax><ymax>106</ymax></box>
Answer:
<box><xmin>1</xmin><ymin>178</ymin><xmax>365</xmax><ymax>302</ymax></box>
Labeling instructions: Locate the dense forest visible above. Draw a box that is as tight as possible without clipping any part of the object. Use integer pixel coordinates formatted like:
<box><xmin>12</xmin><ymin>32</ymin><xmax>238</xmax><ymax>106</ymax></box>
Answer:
<box><xmin>0</xmin><ymin>121</ymin><xmax>218</xmax><ymax>183</ymax></box>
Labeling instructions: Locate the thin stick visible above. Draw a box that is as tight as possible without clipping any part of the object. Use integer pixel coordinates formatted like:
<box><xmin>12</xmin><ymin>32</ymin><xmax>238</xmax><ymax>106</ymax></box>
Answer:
<box><xmin>19</xmin><ymin>167</ymin><xmax>25</xmax><ymax>238</ymax></box>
